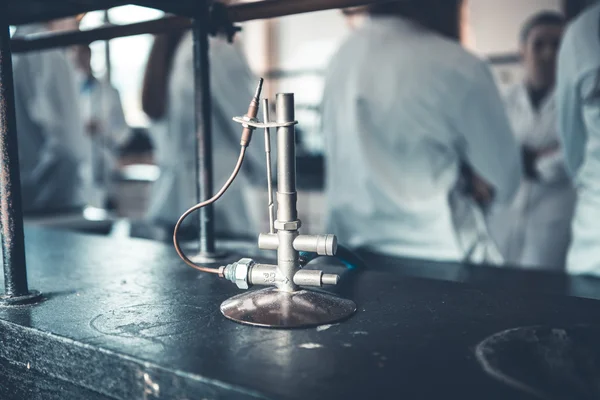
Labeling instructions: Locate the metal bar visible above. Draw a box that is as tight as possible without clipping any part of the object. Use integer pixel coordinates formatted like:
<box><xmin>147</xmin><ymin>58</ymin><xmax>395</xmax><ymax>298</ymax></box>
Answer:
<box><xmin>9</xmin><ymin>0</ymin><xmax>125</xmax><ymax>27</ymax></box>
<box><xmin>261</xmin><ymin>99</ymin><xmax>275</xmax><ymax>234</ymax></box>
<box><xmin>0</xmin><ymin>13</ymin><xmax>29</xmax><ymax>298</ymax></box>
<box><xmin>133</xmin><ymin>0</ymin><xmax>383</xmax><ymax>22</ymax></box>
<box><xmin>102</xmin><ymin>10</ymin><xmax>112</xmax><ymax>203</ymax></box>
<box><xmin>226</xmin><ymin>0</ymin><xmax>382</xmax><ymax>23</ymax></box>
<box><xmin>11</xmin><ymin>16</ymin><xmax>192</xmax><ymax>54</ymax></box>
<box><xmin>192</xmin><ymin>2</ymin><xmax>216</xmax><ymax>255</ymax></box>
<box><xmin>11</xmin><ymin>0</ymin><xmax>384</xmax><ymax>54</ymax></box>
<box><xmin>103</xmin><ymin>10</ymin><xmax>113</xmax><ymax>83</ymax></box>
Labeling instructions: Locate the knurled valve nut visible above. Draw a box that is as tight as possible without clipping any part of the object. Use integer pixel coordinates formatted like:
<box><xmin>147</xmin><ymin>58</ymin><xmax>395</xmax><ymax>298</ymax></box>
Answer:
<box><xmin>273</xmin><ymin>220</ymin><xmax>301</xmax><ymax>231</ymax></box>
<box><xmin>234</xmin><ymin>258</ymin><xmax>255</xmax><ymax>289</ymax></box>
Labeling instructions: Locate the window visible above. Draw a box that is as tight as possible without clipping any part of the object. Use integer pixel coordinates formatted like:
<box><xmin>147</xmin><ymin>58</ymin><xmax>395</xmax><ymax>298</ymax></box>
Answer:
<box><xmin>80</xmin><ymin>6</ymin><xmax>165</xmax><ymax>127</ymax></box>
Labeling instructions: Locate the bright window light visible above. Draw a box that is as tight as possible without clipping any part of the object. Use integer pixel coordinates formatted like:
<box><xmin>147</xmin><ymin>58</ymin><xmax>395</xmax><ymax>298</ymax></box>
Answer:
<box><xmin>79</xmin><ymin>6</ymin><xmax>165</xmax><ymax>127</ymax></box>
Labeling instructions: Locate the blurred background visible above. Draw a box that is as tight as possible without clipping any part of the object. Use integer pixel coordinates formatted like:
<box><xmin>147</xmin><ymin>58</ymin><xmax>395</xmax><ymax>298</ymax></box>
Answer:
<box><xmin>9</xmin><ymin>0</ymin><xmax>594</xmax><ymax>241</ymax></box>
<box><xmin>72</xmin><ymin>0</ymin><xmax>577</xmax><ymax>154</ymax></box>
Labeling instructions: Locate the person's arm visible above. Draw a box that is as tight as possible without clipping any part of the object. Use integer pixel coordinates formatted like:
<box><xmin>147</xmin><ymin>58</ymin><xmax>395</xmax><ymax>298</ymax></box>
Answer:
<box><xmin>141</xmin><ymin>31</ymin><xmax>185</xmax><ymax>121</ymax></box>
<box><xmin>556</xmin><ymin>29</ymin><xmax>587</xmax><ymax>178</ymax></box>
<box><xmin>455</xmin><ymin>62</ymin><xmax>522</xmax><ymax>205</ymax></box>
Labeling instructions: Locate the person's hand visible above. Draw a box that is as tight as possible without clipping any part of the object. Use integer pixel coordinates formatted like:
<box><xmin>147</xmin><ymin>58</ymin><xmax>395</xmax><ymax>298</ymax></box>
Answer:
<box><xmin>86</xmin><ymin>120</ymin><xmax>101</xmax><ymax>137</ymax></box>
<box><xmin>535</xmin><ymin>141</ymin><xmax>560</xmax><ymax>158</ymax></box>
<box><xmin>460</xmin><ymin>163</ymin><xmax>494</xmax><ymax>208</ymax></box>
<box><xmin>471</xmin><ymin>173</ymin><xmax>494</xmax><ymax>207</ymax></box>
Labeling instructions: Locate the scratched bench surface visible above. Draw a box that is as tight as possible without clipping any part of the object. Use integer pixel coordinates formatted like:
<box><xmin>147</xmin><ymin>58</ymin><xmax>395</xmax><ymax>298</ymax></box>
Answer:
<box><xmin>2</xmin><ymin>228</ymin><xmax>600</xmax><ymax>400</ymax></box>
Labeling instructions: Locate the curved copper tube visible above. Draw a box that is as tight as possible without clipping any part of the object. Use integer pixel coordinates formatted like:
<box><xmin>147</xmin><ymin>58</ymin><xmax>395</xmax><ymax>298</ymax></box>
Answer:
<box><xmin>173</xmin><ymin>147</ymin><xmax>246</xmax><ymax>276</ymax></box>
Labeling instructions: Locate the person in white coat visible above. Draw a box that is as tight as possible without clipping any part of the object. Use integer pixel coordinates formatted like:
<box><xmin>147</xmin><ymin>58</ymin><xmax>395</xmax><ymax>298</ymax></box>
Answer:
<box><xmin>12</xmin><ymin>23</ymin><xmax>88</xmax><ymax>213</ymax></box>
<box><xmin>146</xmin><ymin>32</ymin><xmax>265</xmax><ymax>239</ymax></box>
<box><xmin>488</xmin><ymin>12</ymin><xmax>575</xmax><ymax>270</ymax></box>
<box><xmin>72</xmin><ymin>45</ymin><xmax>130</xmax><ymax>209</ymax></box>
<box><xmin>141</xmin><ymin>31</ymin><xmax>185</xmax><ymax>150</ymax></box>
<box><xmin>322</xmin><ymin>0</ymin><xmax>522</xmax><ymax>263</ymax></box>
<box><xmin>556</xmin><ymin>2</ymin><xmax>600</xmax><ymax>276</ymax></box>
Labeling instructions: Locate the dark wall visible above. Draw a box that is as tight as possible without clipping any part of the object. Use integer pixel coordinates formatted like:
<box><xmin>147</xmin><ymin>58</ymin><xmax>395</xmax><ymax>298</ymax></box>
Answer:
<box><xmin>369</xmin><ymin>0</ymin><xmax>463</xmax><ymax>41</ymax></box>
<box><xmin>563</xmin><ymin>0</ymin><xmax>597</xmax><ymax>20</ymax></box>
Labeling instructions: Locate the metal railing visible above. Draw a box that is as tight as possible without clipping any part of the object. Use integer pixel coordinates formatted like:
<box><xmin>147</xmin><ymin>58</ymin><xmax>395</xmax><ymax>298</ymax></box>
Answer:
<box><xmin>1</xmin><ymin>0</ymin><xmax>387</xmax><ymax>302</ymax></box>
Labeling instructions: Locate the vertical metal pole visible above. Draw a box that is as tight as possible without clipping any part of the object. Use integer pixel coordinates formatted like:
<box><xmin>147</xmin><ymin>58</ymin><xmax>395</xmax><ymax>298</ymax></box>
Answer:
<box><xmin>0</xmin><ymin>12</ymin><xmax>40</xmax><ymax>304</ymax></box>
<box><xmin>103</xmin><ymin>11</ymin><xmax>112</xmax><ymax>83</ymax></box>
<box><xmin>276</xmin><ymin>93</ymin><xmax>299</xmax><ymax>292</ymax></box>
<box><xmin>102</xmin><ymin>10</ymin><xmax>112</xmax><ymax>207</ymax></box>
<box><xmin>192</xmin><ymin>1</ymin><xmax>217</xmax><ymax>256</ymax></box>
<box><xmin>262</xmin><ymin>99</ymin><xmax>275</xmax><ymax>234</ymax></box>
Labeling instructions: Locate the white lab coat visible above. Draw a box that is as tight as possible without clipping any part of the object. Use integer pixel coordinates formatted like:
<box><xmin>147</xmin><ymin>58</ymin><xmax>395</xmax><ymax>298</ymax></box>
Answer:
<box><xmin>78</xmin><ymin>76</ymin><xmax>129</xmax><ymax>207</ymax></box>
<box><xmin>12</xmin><ymin>25</ymin><xmax>88</xmax><ymax>213</ymax></box>
<box><xmin>146</xmin><ymin>33</ymin><xmax>265</xmax><ymax>237</ymax></box>
<box><xmin>556</xmin><ymin>3</ymin><xmax>600</xmax><ymax>275</ymax></box>
<box><xmin>322</xmin><ymin>16</ymin><xmax>522</xmax><ymax>263</ymax></box>
<box><xmin>487</xmin><ymin>84</ymin><xmax>576</xmax><ymax>270</ymax></box>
